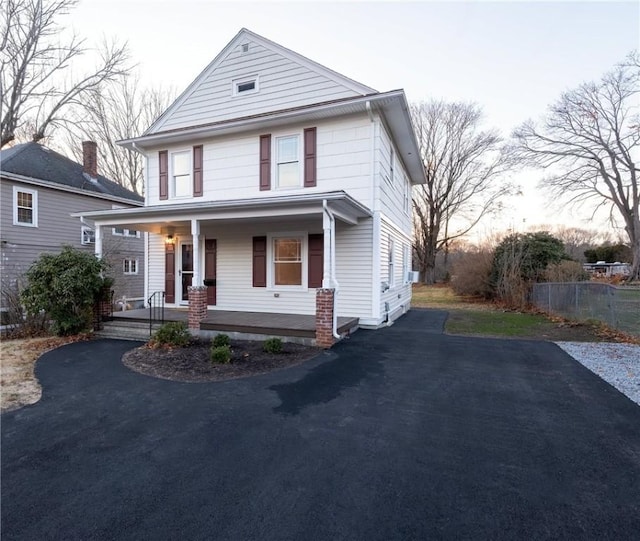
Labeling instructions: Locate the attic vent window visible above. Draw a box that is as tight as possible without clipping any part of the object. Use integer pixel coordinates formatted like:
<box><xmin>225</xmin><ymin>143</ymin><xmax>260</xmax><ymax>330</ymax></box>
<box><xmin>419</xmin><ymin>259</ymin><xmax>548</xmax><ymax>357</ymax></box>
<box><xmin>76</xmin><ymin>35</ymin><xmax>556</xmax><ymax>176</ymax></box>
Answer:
<box><xmin>241</xmin><ymin>43</ymin><xmax>249</xmax><ymax>53</ymax></box>
<box><xmin>233</xmin><ymin>76</ymin><xmax>259</xmax><ymax>96</ymax></box>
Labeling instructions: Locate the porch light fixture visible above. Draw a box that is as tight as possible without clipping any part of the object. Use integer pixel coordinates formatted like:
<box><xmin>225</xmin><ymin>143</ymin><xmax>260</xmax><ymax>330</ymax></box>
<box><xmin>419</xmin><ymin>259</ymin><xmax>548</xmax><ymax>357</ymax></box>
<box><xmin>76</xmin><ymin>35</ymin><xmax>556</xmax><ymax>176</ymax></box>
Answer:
<box><xmin>165</xmin><ymin>234</ymin><xmax>175</xmax><ymax>245</ymax></box>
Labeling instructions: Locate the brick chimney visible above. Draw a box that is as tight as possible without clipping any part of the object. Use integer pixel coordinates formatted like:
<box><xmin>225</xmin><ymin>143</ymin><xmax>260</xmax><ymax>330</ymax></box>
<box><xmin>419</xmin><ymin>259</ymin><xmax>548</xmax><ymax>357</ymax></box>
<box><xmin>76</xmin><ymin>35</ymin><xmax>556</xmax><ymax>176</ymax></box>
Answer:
<box><xmin>82</xmin><ymin>141</ymin><xmax>98</xmax><ymax>178</ymax></box>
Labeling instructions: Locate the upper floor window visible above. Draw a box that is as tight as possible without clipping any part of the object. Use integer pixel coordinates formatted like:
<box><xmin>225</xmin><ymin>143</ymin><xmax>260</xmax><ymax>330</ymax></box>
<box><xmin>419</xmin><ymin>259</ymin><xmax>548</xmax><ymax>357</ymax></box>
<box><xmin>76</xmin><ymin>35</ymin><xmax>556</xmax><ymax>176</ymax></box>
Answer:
<box><xmin>233</xmin><ymin>75</ymin><xmax>259</xmax><ymax>96</ymax></box>
<box><xmin>276</xmin><ymin>135</ymin><xmax>300</xmax><ymax>188</ymax></box>
<box><xmin>13</xmin><ymin>186</ymin><xmax>37</xmax><ymax>227</ymax></box>
<box><xmin>113</xmin><ymin>227</ymin><xmax>140</xmax><ymax>238</ymax></box>
<box><xmin>390</xmin><ymin>147</ymin><xmax>395</xmax><ymax>183</ymax></box>
<box><xmin>172</xmin><ymin>151</ymin><xmax>191</xmax><ymax>198</ymax></box>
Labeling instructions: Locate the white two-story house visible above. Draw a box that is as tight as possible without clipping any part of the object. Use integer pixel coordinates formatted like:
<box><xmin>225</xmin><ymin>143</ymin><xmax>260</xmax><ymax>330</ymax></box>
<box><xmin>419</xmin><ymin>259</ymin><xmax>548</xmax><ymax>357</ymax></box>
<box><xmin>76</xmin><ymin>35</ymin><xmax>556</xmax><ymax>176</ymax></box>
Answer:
<box><xmin>76</xmin><ymin>28</ymin><xmax>425</xmax><ymax>347</ymax></box>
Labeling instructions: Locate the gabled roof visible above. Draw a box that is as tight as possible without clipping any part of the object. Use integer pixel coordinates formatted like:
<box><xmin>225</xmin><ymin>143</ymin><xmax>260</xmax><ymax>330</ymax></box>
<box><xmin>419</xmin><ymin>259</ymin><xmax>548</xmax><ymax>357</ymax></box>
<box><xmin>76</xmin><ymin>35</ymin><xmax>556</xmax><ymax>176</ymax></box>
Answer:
<box><xmin>145</xmin><ymin>27</ymin><xmax>377</xmax><ymax>135</ymax></box>
<box><xmin>0</xmin><ymin>142</ymin><xmax>143</xmax><ymax>203</ymax></box>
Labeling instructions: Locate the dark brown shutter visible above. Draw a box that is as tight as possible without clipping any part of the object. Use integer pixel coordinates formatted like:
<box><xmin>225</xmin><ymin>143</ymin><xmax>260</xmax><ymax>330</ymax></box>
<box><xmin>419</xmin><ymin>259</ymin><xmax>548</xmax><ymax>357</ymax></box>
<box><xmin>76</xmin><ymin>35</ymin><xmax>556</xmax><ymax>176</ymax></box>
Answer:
<box><xmin>259</xmin><ymin>134</ymin><xmax>271</xmax><ymax>191</ymax></box>
<box><xmin>159</xmin><ymin>150</ymin><xmax>168</xmax><ymax>200</ymax></box>
<box><xmin>193</xmin><ymin>145</ymin><xmax>203</xmax><ymax>197</ymax></box>
<box><xmin>308</xmin><ymin>233</ymin><xmax>324</xmax><ymax>288</ymax></box>
<box><xmin>252</xmin><ymin>236</ymin><xmax>267</xmax><ymax>287</ymax></box>
<box><xmin>304</xmin><ymin>127</ymin><xmax>317</xmax><ymax>187</ymax></box>
<box><xmin>165</xmin><ymin>243</ymin><xmax>175</xmax><ymax>303</ymax></box>
<box><xmin>204</xmin><ymin>239</ymin><xmax>217</xmax><ymax>305</ymax></box>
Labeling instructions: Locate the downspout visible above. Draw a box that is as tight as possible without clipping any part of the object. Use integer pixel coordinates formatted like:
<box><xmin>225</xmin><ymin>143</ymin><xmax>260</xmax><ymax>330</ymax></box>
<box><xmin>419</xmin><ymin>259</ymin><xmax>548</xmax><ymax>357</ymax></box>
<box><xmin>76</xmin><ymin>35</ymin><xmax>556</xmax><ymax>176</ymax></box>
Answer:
<box><xmin>323</xmin><ymin>200</ymin><xmax>340</xmax><ymax>339</ymax></box>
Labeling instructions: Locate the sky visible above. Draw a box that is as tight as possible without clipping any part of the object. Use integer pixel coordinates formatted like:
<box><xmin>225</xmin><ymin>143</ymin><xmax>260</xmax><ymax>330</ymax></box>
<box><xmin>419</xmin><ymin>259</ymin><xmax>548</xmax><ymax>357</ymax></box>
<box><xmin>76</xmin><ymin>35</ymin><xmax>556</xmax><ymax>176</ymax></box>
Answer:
<box><xmin>69</xmin><ymin>0</ymin><xmax>639</xmax><ymax>238</ymax></box>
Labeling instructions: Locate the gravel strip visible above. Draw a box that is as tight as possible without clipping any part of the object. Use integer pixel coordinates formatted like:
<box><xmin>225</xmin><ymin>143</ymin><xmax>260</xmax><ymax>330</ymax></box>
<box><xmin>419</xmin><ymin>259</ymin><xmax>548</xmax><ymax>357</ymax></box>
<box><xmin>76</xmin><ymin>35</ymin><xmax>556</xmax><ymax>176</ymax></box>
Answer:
<box><xmin>555</xmin><ymin>342</ymin><xmax>640</xmax><ymax>406</ymax></box>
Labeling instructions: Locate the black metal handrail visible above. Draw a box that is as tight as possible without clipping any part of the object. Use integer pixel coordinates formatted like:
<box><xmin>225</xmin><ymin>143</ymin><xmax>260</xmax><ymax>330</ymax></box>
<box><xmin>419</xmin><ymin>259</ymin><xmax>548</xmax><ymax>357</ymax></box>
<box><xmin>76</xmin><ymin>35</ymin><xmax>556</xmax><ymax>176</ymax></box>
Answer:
<box><xmin>148</xmin><ymin>291</ymin><xmax>165</xmax><ymax>336</ymax></box>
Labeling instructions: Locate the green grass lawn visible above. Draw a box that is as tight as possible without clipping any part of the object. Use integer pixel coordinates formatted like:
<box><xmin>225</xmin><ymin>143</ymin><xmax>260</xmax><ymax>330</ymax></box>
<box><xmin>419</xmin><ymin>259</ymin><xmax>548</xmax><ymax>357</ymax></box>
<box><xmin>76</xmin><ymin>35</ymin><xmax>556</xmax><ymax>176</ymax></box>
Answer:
<box><xmin>411</xmin><ymin>284</ymin><xmax>614</xmax><ymax>341</ymax></box>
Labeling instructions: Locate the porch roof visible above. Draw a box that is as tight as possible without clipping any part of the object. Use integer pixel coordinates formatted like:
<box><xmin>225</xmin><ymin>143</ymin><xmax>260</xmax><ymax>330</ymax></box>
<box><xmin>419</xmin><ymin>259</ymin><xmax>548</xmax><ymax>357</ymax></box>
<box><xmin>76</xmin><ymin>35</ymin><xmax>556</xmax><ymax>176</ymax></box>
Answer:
<box><xmin>72</xmin><ymin>190</ymin><xmax>372</xmax><ymax>232</ymax></box>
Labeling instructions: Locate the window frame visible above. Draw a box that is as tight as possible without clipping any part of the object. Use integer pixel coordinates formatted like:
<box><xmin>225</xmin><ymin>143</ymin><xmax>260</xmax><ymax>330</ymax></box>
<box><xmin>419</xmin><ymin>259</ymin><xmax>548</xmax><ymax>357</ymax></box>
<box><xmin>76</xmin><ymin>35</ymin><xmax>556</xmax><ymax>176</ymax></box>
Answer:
<box><xmin>170</xmin><ymin>149</ymin><xmax>192</xmax><ymax>199</ymax></box>
<box><xmin>267</xmin><ymin>232</ymin><xmax>308</xmax><ymax>290</ymax></box>
<box><xmin>123</xmin><ymin>258</ymin><xmax>139</xmax><ymax>275</ymax></box>
<box><xmin>232</xmin><ymin>75</ymin><xmax>260</xmax><ymax>97</ymax></box>
<box><xmin>81</xmin><ymin>226</ymin><xmax>95</xmax><ymax>245</ymax></box>
<box><xmin>13</xmin><ymin>186</ymin><xmax>38</xmax><ymax>227</ymax></box>
<box><xmin>388</xmin><ymin>236</ymin><xmax>395</xmax><ymax>288</ymax></box>
<box><xmin>273</xmin><ymin>133</ymin><xmax>302</xmax><ymax>190</ymax></box>
<box><xmin>112</xmin><ymin>227</ymin><xmax>140</xmax><ymax>238</ymax></box>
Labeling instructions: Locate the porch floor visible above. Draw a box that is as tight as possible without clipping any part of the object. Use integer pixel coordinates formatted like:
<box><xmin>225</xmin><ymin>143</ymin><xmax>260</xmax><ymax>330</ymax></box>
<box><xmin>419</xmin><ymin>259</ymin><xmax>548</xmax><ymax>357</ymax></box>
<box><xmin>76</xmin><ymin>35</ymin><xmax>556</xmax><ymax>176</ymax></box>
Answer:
<box><xmin>111</xmin><ymin>308</ymin><xmax>358</xmax><ymax>339</ymax></box>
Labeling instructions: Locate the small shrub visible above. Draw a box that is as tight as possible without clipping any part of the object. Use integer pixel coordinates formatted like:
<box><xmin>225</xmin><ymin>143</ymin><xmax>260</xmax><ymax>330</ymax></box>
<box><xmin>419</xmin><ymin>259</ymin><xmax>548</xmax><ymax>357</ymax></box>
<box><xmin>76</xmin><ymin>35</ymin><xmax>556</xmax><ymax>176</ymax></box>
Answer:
<box><xmin>151</xmin><ymin>321</ymin><xmax>190</xmax><ymax>347</ymax></box>
<box><xmin>210</xmin><ymin>345</ymin><xmax>231</xmax><ymax>363</ymax></box>
<box><xmin>212</xmin><ymin>333</ymin><xmax>230</xmax><ymax>347</ymax></box>
<box><xmin>263</xmin><ymin>337</ymin><xmax>283</xmax><ymax>354</ymax></box>
<box><xmin>450</xmin><ymin>250</ymin><xmax>494</xmax><ymax>298</ymax></box>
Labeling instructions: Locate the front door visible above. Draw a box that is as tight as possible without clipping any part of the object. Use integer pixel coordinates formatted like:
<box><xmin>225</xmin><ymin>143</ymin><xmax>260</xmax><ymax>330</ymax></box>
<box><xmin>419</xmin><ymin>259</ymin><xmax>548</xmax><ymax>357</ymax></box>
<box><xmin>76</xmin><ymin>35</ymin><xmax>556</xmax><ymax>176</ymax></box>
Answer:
<box><xmin>179</xmin><ymin>242</ymin><xmax>193</xmax><ymax>304</ymax></box>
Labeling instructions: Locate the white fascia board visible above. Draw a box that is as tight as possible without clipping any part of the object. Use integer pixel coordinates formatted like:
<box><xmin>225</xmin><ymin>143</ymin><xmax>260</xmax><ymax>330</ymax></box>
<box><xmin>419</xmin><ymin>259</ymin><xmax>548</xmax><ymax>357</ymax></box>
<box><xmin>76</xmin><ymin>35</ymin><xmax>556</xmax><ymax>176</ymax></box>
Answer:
<box><xmin>1</xmin><ymin>172</ymin><xmax>144</xmax><ymax>207</ymax></box>
<box><xmin>72</xmin><ymin>191</ymin><xmax>372</xmax><ymax>224</ymax></box>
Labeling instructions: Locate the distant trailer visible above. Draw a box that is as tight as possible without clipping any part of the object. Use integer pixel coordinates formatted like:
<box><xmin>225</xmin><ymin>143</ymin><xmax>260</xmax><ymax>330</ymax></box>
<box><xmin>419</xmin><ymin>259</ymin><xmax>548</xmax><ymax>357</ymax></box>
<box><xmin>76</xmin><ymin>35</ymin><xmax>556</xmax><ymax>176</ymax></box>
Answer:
<box><xmin>583</xmin><ymin>261</ymin><xmax>631</xmax><ymax>277</ymax></box>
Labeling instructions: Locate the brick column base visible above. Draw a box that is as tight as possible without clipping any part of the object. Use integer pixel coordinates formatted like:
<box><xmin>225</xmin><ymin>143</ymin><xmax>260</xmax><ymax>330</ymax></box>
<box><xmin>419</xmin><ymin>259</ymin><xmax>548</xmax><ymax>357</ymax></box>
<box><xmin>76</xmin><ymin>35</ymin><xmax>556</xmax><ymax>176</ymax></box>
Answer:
<box><xmin>188</xmin><ymin>286</ymin><xmax>208</xmax><ymax>330</ymax></box>
<box><xmin>315</xmin><ymin>288</ymin><xmax>335</xmax><ymax>348</ymax></box>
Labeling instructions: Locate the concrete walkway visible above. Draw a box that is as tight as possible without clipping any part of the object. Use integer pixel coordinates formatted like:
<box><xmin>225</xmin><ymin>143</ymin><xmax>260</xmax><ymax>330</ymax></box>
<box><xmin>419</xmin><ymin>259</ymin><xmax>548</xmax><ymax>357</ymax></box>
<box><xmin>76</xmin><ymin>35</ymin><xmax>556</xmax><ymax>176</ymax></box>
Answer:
<box><xmin>2</xmin><ymin>310</ymin><xmax>639</xmax><ymax>540</ymax></box>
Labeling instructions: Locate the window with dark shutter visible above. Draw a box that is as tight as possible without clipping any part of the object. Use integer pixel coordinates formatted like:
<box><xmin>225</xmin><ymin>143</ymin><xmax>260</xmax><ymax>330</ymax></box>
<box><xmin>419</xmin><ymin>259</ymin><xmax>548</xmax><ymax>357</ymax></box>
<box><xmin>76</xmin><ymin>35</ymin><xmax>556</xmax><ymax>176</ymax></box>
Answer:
<box><xmin>304</xmin><ymin>127</ymin><xmax>317</xmax><ymax>187</ymax></box>
<box><xmin>252</xmin><ymin>236</ymin><xmax>267</xmax><ymax>287</ymax></box>
<box><xmin>308</xmin><ymin>233</ymin><xmax>324</xmax><ymax>288</ymax></box>
<box><xmin>159</xmin><ymin>150</ymin><xmax>168</xmax><ymax>200</ymax></box>
<box><xmin>193</xmin><ymin>145</ymin><xmax>203</xmax><ymax>197</ymax></box>
<box><xmin>259</xmin><ymin>135</ymin><xmax>271</xmax><ymax>191</ymax></box>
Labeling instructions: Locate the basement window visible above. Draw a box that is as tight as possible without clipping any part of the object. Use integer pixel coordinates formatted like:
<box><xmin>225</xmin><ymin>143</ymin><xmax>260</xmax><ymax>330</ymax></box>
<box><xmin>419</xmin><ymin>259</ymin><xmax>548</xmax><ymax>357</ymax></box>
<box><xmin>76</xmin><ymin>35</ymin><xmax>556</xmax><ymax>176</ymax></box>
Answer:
<box><xmin>233</xmin><ymin>76</ymin><xmax>259</xmax><ymax>96</ymax></box>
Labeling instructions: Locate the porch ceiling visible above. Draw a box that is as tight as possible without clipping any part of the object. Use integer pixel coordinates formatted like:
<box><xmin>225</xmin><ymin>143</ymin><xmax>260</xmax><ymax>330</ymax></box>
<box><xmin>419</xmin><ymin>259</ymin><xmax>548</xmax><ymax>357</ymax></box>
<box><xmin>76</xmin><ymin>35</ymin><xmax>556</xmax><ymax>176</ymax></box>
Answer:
<box><xmin>73</xmin><ymin>190</ymin><xmax>372</xmax><ymax>233</ymax></box>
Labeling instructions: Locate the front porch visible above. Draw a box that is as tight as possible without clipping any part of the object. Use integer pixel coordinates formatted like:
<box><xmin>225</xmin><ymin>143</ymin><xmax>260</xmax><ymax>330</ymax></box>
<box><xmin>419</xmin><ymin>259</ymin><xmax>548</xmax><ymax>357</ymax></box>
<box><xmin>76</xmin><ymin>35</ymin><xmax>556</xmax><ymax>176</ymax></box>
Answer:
<box><xmin>111</xmin><ymin>308</ymin><xmax>359</xmax><ymax>342</ymax></box>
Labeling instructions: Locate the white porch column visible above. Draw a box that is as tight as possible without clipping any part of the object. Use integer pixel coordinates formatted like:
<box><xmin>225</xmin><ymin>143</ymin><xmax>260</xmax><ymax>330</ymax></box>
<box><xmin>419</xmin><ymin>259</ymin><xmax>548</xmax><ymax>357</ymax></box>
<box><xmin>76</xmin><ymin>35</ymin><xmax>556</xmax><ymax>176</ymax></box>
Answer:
<box><xmin>94</xmin><ymin>224</ymin><xmax>102</xmax><ymax>259</ymax></box>
<box><xmin>322</xmin><ymin>206</ymin><xmax>332</xmax><ymax>288</ymax></box>
<box><xmin>191</xmin><ymin>219</ymin><xmax>201</xmax><ymax>286</ymax></box>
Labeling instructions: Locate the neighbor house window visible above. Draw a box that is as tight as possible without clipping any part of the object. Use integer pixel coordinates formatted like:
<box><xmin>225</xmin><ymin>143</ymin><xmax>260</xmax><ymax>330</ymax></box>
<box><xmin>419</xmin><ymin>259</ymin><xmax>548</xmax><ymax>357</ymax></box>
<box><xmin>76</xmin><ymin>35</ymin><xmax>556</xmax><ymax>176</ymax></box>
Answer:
<box><xmin>273</xmin><ymin>236</ymin><xmax>302</xmax><ymax>286</ymax></box>
<box><xmin>276</xmin><ymin>135</ymin><xmax>300</xmax><ymax>188</ymax></box>
<box><xmin>388</xmin><ymin>237</ymin><xmax>395</xmax><ymax>287</ymax></box>
<box><xmin>81</xmin><ymin>226</ymin><xmax>95</xmax><ymax>245</ymax></box>
<box><xmin>123</xmin><ymin>259</ymin><xmax>138</xmax><ymax>275</ymax></box>
<box><xmin>13</xmin><ymin>186</ymin><xmax>37</xmax><ymax>226</ymax></box>
<box><xmin>233</xmin><ymin>75</ymin><xmax>259</xmax><ymax>96</ymax></box>
<box><xmin>171</xmin><ymin>150</ymin><xmax>191</xmax><ymax>197</ymax></box>
<box><xmin>112</xmin><ymin>227</ymin><xmax>140</xmax><ymax>238</ymax></box>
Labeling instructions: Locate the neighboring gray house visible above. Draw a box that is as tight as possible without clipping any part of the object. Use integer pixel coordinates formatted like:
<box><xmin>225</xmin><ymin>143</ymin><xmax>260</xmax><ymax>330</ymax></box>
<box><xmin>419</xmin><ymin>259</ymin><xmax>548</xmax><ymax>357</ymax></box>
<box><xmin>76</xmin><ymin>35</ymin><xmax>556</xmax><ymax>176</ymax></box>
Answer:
<box><xmin>0</xmin><ymin>141</ymin><xmax>145</xmax><ymax>318</ymax></box>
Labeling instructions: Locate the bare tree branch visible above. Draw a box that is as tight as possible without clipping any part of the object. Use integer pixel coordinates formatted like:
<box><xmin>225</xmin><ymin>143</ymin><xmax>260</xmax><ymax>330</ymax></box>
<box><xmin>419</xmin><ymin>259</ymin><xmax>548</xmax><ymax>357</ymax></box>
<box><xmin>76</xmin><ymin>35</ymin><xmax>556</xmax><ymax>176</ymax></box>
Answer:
<box><xmin>512</xmin><ymin>52</ymin><xmax>640</xmax><ymax>279</ymax></box>
<box><xmin>60</xmin><ymin>72</ymin><xmax>175</xmax><ymax>194</ymax></box>
<box><xmin>411</xmin><ymin>100</ymin><xmax>515</xmax><ymax>284</ymax></box>
<box><xmin>1</xmin><ymin>0</ymin><xmax>130</xmax><ymax>147</ymax></box>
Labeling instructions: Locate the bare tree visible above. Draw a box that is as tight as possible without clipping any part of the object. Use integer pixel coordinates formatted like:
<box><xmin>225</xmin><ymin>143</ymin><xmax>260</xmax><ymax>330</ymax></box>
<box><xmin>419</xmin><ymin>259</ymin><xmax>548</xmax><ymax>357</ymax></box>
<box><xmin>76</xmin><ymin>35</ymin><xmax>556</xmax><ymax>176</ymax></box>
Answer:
<box><xmin>0</xmin><ymin>0</ymin><xmax>129</xmax><ymax>148</ymax></box>
<box><xmin>411</xmin><ymin>100</ymin><xmax>514</xmax><ymax>284</ymax></box>
<box><xmin>513</xmin><ymin>53</ymin><xmax>640</xmax><ymax>280</ymax></box>
<box><xmin>62</xmin><ymin>74</ymin><xmax>175</xmax><ymax>194</ymax></box>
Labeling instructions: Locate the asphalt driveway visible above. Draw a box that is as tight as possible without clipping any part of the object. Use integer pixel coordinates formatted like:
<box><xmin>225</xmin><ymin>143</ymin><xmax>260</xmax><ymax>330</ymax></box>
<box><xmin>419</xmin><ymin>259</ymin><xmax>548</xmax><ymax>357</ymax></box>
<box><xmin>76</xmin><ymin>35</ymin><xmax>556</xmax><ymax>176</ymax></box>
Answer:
<box><xmin>2</xmin><ymin>309</ymin><xmax>639</xmax><ymax>540</ymax></box>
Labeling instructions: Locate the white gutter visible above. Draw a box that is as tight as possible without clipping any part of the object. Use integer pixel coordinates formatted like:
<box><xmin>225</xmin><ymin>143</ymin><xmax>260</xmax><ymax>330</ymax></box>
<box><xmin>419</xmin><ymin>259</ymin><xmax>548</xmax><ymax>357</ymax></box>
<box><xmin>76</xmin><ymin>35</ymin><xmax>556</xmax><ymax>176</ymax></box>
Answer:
<box><xmin>323</xmin><ymin>200</ymin><xmax>340</xmax><ymax>340</ymax></box>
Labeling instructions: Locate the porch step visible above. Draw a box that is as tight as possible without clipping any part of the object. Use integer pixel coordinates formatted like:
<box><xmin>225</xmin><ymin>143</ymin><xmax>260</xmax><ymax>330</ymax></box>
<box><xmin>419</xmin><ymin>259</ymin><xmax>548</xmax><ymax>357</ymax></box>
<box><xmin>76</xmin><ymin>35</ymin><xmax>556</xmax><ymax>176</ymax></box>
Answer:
<box><xmin>94</xmin><ymin>320</ymin><xmax>160</xmax><ymax>341</ymax></box>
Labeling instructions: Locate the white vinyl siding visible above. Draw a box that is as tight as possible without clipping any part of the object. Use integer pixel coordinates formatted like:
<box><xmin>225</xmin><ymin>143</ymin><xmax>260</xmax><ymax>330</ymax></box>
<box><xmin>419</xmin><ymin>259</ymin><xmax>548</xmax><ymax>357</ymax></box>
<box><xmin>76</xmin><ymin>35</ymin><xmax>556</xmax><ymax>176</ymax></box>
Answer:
<box><xmin>145</xmin><ymin>116</ymin><xmax>373</xmax><ymax>208</ymax></box>
<box><xmin>156</xmin><ymin>41</ymin><xmax>361</xmax><ymax>132</ymax></box>
<box><xmin>379</xmin><ymin>217</ymin><xmax>412</xmax><ymax>324</ymax></box>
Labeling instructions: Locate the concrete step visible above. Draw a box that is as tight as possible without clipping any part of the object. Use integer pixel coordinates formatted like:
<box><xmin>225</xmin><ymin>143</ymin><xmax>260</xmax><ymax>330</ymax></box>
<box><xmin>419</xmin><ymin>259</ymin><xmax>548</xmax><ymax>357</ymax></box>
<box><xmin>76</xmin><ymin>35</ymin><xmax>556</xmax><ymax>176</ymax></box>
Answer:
<box><xmin>95</xmin><ymin>321</ymin><xmax>160</xmax><ymax>341</ymax></box>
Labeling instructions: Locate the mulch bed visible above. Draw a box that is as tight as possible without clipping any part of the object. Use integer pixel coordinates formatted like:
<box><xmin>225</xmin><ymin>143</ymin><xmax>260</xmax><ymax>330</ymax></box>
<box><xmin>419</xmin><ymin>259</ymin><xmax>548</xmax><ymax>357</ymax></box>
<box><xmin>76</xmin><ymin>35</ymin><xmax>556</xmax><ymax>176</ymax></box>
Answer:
<box><xmin>122</xmin><ymin>339</ymin><xmax>320</xmax><ymax>382</ymax></box>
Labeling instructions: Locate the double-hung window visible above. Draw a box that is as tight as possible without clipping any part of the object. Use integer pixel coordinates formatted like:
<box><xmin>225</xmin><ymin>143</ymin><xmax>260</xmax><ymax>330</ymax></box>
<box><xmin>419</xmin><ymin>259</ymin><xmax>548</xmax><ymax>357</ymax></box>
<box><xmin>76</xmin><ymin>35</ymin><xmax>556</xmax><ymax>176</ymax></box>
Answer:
<box><xmin>113</xmin><ymin>227</ymin><xmax>140</xmax><ymax>238</ymax></box>
<box><xmin>172</xmin><ymin>151</ymin><xmax>191</xmax><ymax>197</ymax></box>
<box><xmin>13</xmin><ymin>186</ymin><xmax>37</xmax><ymax>226</ymax></box>
<box><xmin>388</xmin><ymin>237</ymin><xmax>395</xmax><ymax>287</ymax></box>
<box><xmin>81</xmin><ymin>226</ymin><xmax>95</xmax><ymax>245</ymax></box>
<box><xmin>276</xmin><ymin>135</ymin><xmax>300</xmax><ymax>188</ymax></box>
<box><xmin>272</xmin><ymin>236</ymin><xmax>303</xmax><ymax>286</ymax></box>
<box><xmin>123</xmin><ymin>259</ymin><xmax>138</xmax><ymax>275</ymax></box>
